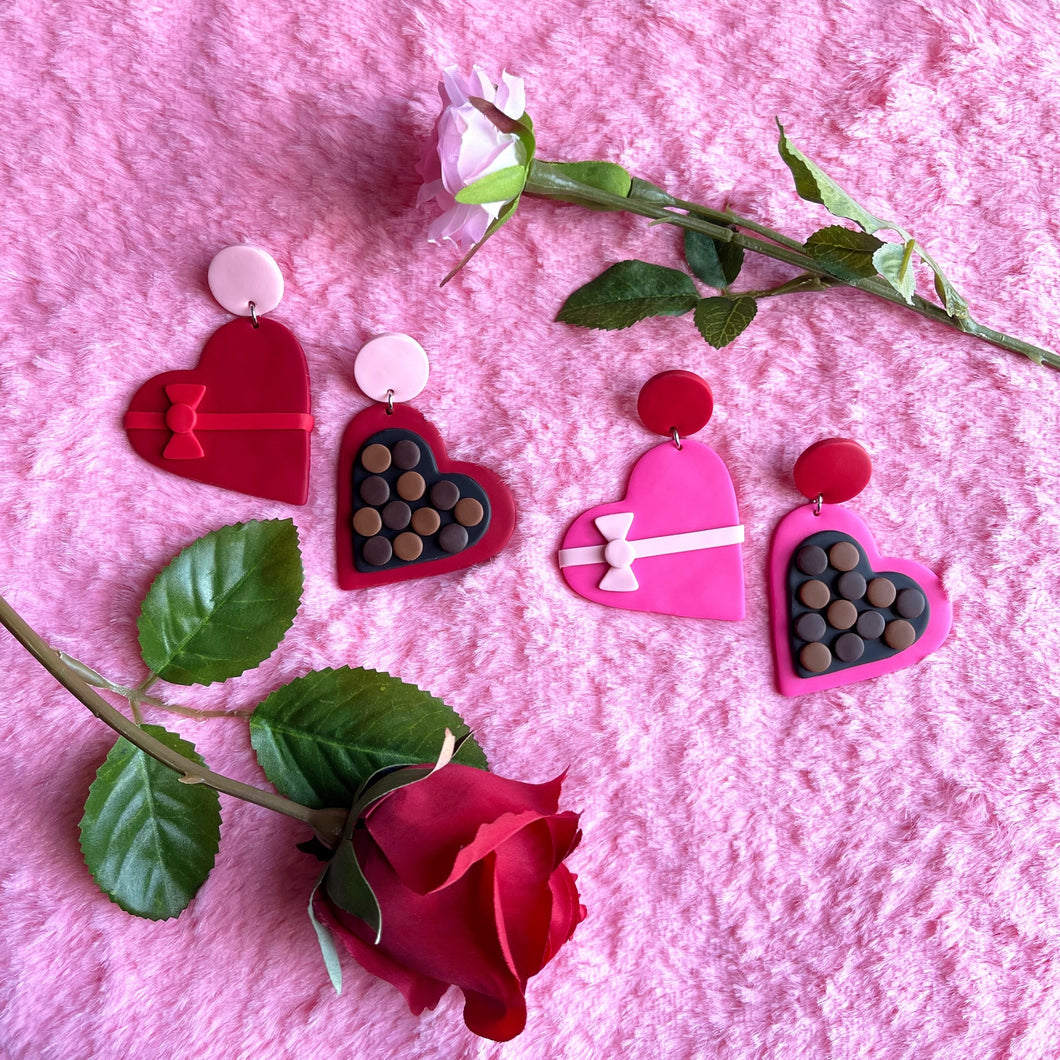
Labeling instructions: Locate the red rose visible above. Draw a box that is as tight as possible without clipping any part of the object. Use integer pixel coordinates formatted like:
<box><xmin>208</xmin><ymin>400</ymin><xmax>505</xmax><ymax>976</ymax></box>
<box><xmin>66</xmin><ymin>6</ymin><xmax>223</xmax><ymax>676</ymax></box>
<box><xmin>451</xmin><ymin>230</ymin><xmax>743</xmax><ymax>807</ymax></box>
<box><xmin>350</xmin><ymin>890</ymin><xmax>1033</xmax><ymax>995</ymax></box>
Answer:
<box><xmin>318</xmin><ymin>763</ymin><xmax>585</xmax><ymax>1042</ymax></box>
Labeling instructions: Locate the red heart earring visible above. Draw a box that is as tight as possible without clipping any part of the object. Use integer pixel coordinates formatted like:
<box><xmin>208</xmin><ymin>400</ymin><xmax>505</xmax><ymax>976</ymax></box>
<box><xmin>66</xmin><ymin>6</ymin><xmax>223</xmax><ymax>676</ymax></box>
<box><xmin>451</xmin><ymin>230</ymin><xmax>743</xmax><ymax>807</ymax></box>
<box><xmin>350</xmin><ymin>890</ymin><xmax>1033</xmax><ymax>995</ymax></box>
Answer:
<box><xmin>768</xmin><ymin>438</ymin><xmax>952</xmax><ymax>696</ymax></box>
<box><xmin>335</xmin><ymin>334</ymin><xmax>516</xmax><ymax>589</ymax></box>
<box><xmin>123</xmin><ymin>246</ymin><xmax>313</xmax><ymax>504</ymax></box>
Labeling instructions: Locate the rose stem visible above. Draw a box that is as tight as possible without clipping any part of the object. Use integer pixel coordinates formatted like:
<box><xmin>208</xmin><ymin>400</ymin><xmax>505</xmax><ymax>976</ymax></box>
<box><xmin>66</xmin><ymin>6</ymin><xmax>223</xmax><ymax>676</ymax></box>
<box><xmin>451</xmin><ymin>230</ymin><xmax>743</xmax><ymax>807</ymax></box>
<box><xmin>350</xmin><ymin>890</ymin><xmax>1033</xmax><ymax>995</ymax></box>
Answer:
<box><xmin>522</xmin><ymin>162</ymin><xmax>1060</xmax><ymax>371</ymax></box>
<box><xmin>0</xmin><ymin>592</ymin><xmax>346</xmax><ymax>846</ymax></box>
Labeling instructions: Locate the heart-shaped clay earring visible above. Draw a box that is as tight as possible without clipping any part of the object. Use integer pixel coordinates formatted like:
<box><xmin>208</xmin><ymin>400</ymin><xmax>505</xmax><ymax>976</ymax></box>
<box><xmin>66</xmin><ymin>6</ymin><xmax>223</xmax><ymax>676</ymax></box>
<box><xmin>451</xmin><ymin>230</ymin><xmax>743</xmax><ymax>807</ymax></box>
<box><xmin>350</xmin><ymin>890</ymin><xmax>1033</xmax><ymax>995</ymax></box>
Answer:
<box><xmin>768</xmin><ymin>438</ymin><xmax>952</xmax><ymax>696</ymax></box>
<box><xmin>123</xmin><ymin>246</ymin><xmax>313</xmax><ymax>504</ymax></box>
<box><xmin>335</xmin><ymin>334</ymin><xmax>516</xmax><ymax>589</ymax></box>
<box><xmin>557</xmin><ymin>370</ymin><xmax>745</xmax><ymax>619</ymax></box>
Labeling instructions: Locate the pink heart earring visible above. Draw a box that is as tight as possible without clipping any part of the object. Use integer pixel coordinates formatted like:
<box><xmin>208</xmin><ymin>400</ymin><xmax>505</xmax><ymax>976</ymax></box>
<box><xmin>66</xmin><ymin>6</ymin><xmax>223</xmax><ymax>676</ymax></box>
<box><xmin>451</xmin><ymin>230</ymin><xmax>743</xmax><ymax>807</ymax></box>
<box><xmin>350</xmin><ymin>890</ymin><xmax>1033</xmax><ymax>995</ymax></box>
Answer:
<box><xmin>768</xmin><ymin>438</ymin><xmax>952</xmax><ymax>696</ymax></box>
<box><xmin>557</xmin><ymin>370</ymin><xmax>745</xmax><ymax>620</ymax></box>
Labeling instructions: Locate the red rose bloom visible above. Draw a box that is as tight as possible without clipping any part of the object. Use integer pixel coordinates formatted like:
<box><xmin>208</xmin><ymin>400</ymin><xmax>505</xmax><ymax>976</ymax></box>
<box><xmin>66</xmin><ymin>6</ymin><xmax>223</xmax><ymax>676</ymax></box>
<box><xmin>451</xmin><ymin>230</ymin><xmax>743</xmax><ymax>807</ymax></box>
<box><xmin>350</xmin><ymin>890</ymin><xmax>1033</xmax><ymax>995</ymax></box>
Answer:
<box><xmin>318</xmin><ymin>763</ymin><xmax>585</xmax><ymax>1041</ymax></box>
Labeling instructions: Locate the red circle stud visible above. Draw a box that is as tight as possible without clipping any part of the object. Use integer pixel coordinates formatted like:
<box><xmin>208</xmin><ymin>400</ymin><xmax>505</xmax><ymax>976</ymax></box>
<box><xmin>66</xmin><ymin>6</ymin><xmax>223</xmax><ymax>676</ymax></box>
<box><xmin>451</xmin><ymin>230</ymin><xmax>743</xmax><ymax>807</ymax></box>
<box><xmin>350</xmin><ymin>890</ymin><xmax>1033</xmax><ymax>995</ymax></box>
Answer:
<box><xmin>637</xmin><ymin>371</ymin><xmax>714</xmax><ymax>438</ymax></box>
<box><xmin>793</xmin><ymin>438</ymin><xmax>872</xmax><ymax>504</ymax></box>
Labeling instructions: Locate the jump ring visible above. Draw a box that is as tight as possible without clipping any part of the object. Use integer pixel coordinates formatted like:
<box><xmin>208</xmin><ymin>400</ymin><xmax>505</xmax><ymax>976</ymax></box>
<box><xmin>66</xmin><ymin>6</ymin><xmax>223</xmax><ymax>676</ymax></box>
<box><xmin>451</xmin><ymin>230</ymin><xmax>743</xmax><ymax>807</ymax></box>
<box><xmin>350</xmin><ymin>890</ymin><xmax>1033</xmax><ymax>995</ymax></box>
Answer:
<box><xmin>671</xmin><ymin>427</ymin><xmax>682</xmax><ymax>451</ymax></box>
<box><xmin>813</xmin><ymin>493</ymin><xmax>823</xmax><ymax>517</ymax></box>
<box><xmin>248</xmin><ymin>301</ymin><xmax>260</xmax><ymax>328</ymax></box>
<box><xmin>385</xmin><ymin>388</ymin><xmax>395</xmax><ymax>415</ymax></box>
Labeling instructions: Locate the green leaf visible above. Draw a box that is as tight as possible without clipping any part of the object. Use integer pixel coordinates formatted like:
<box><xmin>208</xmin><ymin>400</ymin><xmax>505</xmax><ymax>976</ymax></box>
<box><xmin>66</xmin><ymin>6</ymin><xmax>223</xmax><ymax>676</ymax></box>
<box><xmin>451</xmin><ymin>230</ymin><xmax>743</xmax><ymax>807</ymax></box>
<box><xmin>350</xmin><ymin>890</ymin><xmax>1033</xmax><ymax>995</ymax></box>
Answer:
<box><xmin>777</xmin><ymin>121</ymin><xmax>897</xmax><ymax>236</ymax></box>
<box><xmin>540</xmin><ymin>161</ymin><xmax>632</xmax><ymax>210</ymax></box>
<box><xmin>556</xmin><ymin>260</ymin><xmax>699</xmax><ymax>330</ymax></box>
<box><xmin>873</xmin><ymin>240</ymin><xmax>918</xmax><ymax>303</ymax></box>
<box><xmin>79</xmin><ymin>724</ymin><xmax>221</xmax><ymax>920</ymax></box>
<box><xmin>248</xmin><ymin>667</ymin><xmax>488</xmax><ymax>809</ymax></box>
<box><xmin>325</xmin><ymin>839</ymin><xmax>381</xmax><ymax>944</ymax></box>
<box><xmin>804</xmin><ymin>225</ymin><xmax>885</xmax><ymax>281</ymax></box>
<box><xmin>683</xmin><ymin>228</ymin><xmax>744</xmax><ymax>288</ymax></box>
<box><xmin>693</xmin><ymin>296</ymin><xmax>758</xmax><ymax>348</ymax></box>
<box><xmin>308</xmin><ymin>871</ymin><xmax>343</xmax><ymax>993</ymax></box>
<box><xmin>454</xmin><ymin>165</ymin><xmax>528</xmax><ymax>205</ymax></box>
<box><xmin>137</xmin><ymin>519</ymin><xmax>303</xmax><ymax>686</ymax></box>
<box><xmin>440</xmin><ymin>194</ymin><xmax>521</xmax><ymax>287</ymax></box>
<box><xmin>926</xmin><ymin>252</ymin><xmax>970</xmax><ymax>320</ymax></box>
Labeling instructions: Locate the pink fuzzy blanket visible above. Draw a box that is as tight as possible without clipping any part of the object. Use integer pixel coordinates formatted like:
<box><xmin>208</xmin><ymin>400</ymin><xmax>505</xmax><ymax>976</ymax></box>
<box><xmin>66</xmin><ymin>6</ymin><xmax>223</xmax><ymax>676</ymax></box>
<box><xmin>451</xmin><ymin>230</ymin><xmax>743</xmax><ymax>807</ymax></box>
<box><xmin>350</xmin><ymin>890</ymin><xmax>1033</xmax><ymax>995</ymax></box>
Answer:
<box><xmin>3</xmin><ymin>2</ymin><xmax>1060</xmax><ymax>1057</ymax></box>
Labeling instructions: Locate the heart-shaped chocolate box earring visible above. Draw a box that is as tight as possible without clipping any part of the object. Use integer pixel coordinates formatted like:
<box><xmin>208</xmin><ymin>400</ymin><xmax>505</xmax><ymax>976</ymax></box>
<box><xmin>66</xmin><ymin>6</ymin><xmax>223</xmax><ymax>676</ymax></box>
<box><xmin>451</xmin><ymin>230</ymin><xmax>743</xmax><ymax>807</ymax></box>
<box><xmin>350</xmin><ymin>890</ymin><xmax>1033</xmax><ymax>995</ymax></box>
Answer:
<box><xmin>768</xmin><ymin>438</ymin><xmax>952</xmax><ymax>696</ymax></box>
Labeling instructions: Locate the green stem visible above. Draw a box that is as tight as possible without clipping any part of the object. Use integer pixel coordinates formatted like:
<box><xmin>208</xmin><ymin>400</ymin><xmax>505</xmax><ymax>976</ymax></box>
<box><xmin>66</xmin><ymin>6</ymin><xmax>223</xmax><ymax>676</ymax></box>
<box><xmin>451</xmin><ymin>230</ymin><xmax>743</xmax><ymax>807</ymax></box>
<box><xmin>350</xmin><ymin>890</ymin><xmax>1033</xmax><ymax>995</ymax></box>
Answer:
<box><xmin>524</xmin><ymin>161</ymin><xmax>1060</xmax><ymax>371</ymax></box>
<box><xmin>0</xmin><ymin>594</ymin><xmax>346</xmax><ymax>846</ymax></box>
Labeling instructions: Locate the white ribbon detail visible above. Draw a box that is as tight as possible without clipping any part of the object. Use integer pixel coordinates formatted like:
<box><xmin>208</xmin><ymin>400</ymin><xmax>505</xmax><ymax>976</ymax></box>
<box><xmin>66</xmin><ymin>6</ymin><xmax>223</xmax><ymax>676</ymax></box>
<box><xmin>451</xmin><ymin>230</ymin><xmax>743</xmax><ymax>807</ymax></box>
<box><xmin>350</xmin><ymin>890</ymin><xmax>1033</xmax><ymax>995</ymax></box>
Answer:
<box><xmin>557</xmin><ymin>512</ymin><xmax>745</xmax><ymax>592</ymax></box>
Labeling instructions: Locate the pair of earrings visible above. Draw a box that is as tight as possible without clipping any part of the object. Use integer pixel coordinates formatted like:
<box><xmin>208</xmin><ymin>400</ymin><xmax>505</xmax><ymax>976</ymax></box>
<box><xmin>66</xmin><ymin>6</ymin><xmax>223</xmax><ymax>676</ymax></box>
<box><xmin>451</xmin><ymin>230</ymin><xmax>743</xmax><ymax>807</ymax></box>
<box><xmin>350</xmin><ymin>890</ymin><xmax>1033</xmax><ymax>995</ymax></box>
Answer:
<box><xmin>558</xmin><ymin>371</ymin><xmax>952</xmax><ymax>696</ymax></box>
<box><xmin>122</xmin><ymin>247</ymin><xmax>516</xmax><ymax>585</ymax></box>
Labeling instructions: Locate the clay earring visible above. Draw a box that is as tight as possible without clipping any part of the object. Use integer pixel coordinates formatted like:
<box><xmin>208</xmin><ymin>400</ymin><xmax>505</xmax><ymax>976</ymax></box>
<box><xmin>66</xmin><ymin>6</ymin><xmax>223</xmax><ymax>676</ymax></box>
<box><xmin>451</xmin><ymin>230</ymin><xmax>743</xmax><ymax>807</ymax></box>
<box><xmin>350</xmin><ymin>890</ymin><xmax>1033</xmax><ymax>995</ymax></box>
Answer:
<box><xmin>558</xmin><ymin>370</ymin><xmax>745</xmax><ymax>619</ymax></box>
<box><xmin>123</xmin><ymin>245</ymin><xmax>313</xmax><ymax>504</ymax></box>
<box><xmin>335</xmin><ymin>333</ymin><xmax>516</xmax><ymax>588</ymax></box>
<box><xmin>768</xmin><ymin>437</ymin><xmax>952</xmax><ymax>696</ymax></box>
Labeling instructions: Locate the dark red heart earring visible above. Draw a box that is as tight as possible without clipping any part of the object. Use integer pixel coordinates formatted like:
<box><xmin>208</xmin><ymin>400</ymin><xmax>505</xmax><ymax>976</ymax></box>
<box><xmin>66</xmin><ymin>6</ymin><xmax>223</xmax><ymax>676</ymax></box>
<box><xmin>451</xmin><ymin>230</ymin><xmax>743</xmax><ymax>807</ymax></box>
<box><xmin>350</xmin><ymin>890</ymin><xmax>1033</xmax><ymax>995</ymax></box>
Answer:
<box><xmin>123</xmin><ymin>246</ymin><xmax>313</xmax><ymax>504</ymax></box>
<box><xmin>335</xmin><ymin>334</ymin><xmax>516</xmax><ymax>589</ymax></box>
<box><xmin>768</xmin><ymin>438</ymin><xmax>952</xmax><ymax>696</ymax></box>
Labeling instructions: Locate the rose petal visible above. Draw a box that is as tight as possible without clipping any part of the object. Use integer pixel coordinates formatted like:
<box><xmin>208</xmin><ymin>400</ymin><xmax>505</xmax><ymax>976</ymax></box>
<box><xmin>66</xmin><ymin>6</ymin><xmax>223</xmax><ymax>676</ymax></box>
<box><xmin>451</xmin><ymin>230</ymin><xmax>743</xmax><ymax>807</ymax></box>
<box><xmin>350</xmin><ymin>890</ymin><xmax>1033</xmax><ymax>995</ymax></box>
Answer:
<box><xmin>495</xmin><ymin>71</ymin><xmax>526</xmax><ymax>120</ymax></box>
<box><xmin>543</xmin><ymin>864</ymin><xmax>587</xmax><ymax>968</ymax></box>
<box><xmin>462</xmin><ymin>986</ymin><xmax>527</xmax><ymax>1042</ymax></box>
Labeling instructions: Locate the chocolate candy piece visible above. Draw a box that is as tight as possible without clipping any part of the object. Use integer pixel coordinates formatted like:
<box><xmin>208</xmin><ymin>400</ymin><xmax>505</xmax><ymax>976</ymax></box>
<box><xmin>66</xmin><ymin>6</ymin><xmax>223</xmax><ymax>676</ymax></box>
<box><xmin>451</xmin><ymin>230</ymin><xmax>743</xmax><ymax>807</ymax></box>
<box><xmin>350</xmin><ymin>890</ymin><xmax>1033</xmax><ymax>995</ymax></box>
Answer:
<box><xmin>800</xmin><ymin>580</ymin><xmax>830</xmax><ymax>609</ymax></box>
<box><xmin>835</xmin><ymin>632</ymin><xmax>865</xmax><ymax>663</ymax></box>
<box><xmin>866</xmin><ymin>577</ymin><xmax>896</xmax><ymax>607</ymax></box>
<box><xmin>360</xmin><ymin>475</ymin><xmax>390</xmax><ymax>506</ymax></box>
<box><xmin>796</xmin><ymin>545</ymin><xmax>828</xmax><ymax>576</ymax></box>
<box><xmin>794</xmin><ymin>612</ymin><xmax>827</xmax><ymax>642</ymax></box>
<box><xmin>884</xmin><ymin>619</ymin><xmax>916</xmax><ymax>650</ymax></box>
<box><xmin>438</xmin><ymin>523</ymin><xmax>468</xmax><ymax>553</ymax></box>
<box><xmin>431</xmin><ymin>480</ymin><xmax>460</xmax><ymax>511</ymax></box>
<box><xmin>393</xmin><ymin>532</ymin><xmax>423</xmax><ymax>561</ymax></box>
<box><xmin>827</xmin><ymin>599</ymin><xmax>858</xmax><ymax>629</ymax></box>
<box><xmin>829</xmin><ymin>541</ymin><xmax>860</xmax><ymax>572</ymax></box>
<box><xmin>397</xmin><ymin>471</ymin><xmax>425</xmax><ymax>501</ymax></box>
<box><xmin>454</xmin><ymin>498</ymin><xmax>484</xmax><ymax>528</ymax></box>
<box><xmin>361</xmin><ymin>443</ymin><xmax>391</xmax><ymax>473</ymax></box>
<box><xmin>837</xmin><ymin>570</ymin><xmax>866</xmax><ymax>601</ymax></box>
<box><xmin>856</xmin><ymin>610</ymin><xmax>885</xmax><ymax>640</ymax></box>
<box><xmin>352</xmin><ymin>507</ymin><xmax>382</xmax><ymax>537</ymax></box>
<box><xmin>411</xmin><ymin>507</ymin><xmax>441</xmax><ymax>535</ymax></box>
<box><xmin>392</xmin><ymin>439</ymin><xmax>420</xmax><ymax>470</ymax></box>
<box><xmin>363</xmin><ymin>536</ymin><xmax>392</xmax><ymax>566</ymax></box>
<box><xmin>382</xmin><ymin>500</ymin><xmax>411</xmax><ymax>531</ymax></box>
<box><xmin>896</xmin><ymin>588</ymin><xmax>925</xmax><ymax>619</ymax></box>
<box><xmin>800</xmin><ymin>642</ymin><xmax>832</xmax><ymax>673</ymax></box>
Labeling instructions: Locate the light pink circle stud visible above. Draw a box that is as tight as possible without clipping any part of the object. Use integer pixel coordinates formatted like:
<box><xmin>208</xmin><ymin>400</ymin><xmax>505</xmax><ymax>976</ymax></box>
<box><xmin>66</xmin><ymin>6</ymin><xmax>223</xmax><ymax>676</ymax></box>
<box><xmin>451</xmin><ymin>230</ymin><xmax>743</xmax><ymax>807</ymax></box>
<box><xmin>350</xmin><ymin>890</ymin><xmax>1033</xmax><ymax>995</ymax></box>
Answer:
<box><xmin>207</xmin><ymin>245</ymin><xmax>284</xmax><ymax>317</ymax></box>
<box><xmin>354</xmin><ymin>334</ymin><xmax>430</xmax><ymax>404</ymax></box>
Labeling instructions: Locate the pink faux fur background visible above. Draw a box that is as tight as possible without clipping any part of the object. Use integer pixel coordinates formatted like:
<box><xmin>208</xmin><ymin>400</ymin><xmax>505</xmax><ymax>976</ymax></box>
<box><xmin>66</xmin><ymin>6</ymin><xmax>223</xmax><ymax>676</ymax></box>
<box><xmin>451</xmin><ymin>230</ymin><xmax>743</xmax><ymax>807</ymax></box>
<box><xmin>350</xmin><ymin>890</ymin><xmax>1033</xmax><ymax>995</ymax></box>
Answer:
<box><xmin>3</xmin><ymin>2</ymin><xmax>1060</xmax><ymax>1058</ymax></box>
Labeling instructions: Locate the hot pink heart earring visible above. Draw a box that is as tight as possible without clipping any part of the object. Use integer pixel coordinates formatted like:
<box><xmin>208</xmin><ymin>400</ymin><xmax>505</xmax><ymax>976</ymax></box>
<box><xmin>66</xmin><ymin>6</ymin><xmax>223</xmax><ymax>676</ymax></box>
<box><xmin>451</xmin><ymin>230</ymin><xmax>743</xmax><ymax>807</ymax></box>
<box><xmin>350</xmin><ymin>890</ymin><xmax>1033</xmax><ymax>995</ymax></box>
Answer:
<box><xmin>768</xmin><ymin>438</ymin><xmax>952</xmax><ymax>696</ymax></box>
<box><xmin>557</xmin><ymin>370</ymin><xmax>745</xmax><ymax>620</ymax></box>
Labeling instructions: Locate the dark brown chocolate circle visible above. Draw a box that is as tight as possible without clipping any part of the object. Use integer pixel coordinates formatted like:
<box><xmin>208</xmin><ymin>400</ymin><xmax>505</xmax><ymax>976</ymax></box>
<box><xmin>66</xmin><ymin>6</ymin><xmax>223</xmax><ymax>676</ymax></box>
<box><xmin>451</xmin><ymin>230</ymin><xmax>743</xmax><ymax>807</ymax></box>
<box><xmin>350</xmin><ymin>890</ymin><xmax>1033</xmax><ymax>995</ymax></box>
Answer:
<box><xmin>411</xmin><ymin>507</ymin><xmax>441</xmax><ymax>535</ymax></box>
<box><xmin>799</xmin><ymin>579</ymin><xmax>830</xmax><ymax>609</ymax></box>
<box><xmin>794</xmin><ymin>612</ymin><xmax>827</xmax><ymax>642</ymax></box>
<box><xmin>884</xmin><ymin>619</ymin><xmax>916</xmax><ymax>650</ymax></box>
<box><xmin>393</xmin><ymin>532</ymin><xmax>423</xmax><ymax>561</ymax></box>
<box><xmin>397</xmin><ymin>471</ymin><xmax>426</xmax><ymax>501</ymax></box>
<box><xmin>896</xmin><ymin>588</ymin><xmax>926</xmax><ymax>619</ymax></box>
<box><xmin>438</xmin><ymin>523</ymin><xmax>468</xmax><ymax>553</ymax></box>
<box><xmin>826</xmin><ymin>599</ymin><xmax>858</xmax><ymax>630</ymax></box>
<box><xmin>866</xmin><ymin>577</ymin><xmax>897</xmax><ymax>608</ymax></box>
<box><xmin>835</xmin><ymin>632</ymin><xmax>865</xmax><ymax>662</ymax></box>
<box><xmin>362</xmin><ymin>536</ymin><xmax>392</xmax><ymax>566</ymax></box>
<box><xmin>800</xmin><ymin>641</ymin><xmax>832</xmax><ymax>673</ymax></box>
<box><xmin>454</xmin><ymin>497</ymin><xmax>484</xmax><ymax>527</ymax></box>
<box><xmin>359</xmin><ymin>475</ymin><xmax>390</xmax><ymax>506</ymax></box>
<box><xmin>430</xmin><ymin>480</ymin><xmax>460</xmax><ymax>511</ymax></box>
<box><xmin>361</xmin><ymin>443</ymin><xmax>391</xmax><ymax>473</ymax></box>
<box><xmin>838</xmin><ymin>570</ymin><xmax>867</xmax><ymax>601</ymax></box>
<box><xmin>352</xmin><ymin>507</ymin><xmax>382</xmax><ymax>537</ymax></box>
<box><xmin>856</xmin><ymin>610</ymin><xmax>886</xmax><ymax>640</ymax></box>
<box><xmin>382</xmin><ymin>500</ymin><xmax>411</xmax><ymax>530</ymax></box>
<box><xmin>392</xmin><ymin>439</ymin><xmax>420</xmax><ymax>470</ymax></box>
<box><xmin>829</xmin><ymin>541</ymin><xmax>860</xmax><ymax>572</ymax></box>
<box><xmin>796</xmin><ymin>545</ymin><xmax>828</xmax><ymax>576</ymax></box>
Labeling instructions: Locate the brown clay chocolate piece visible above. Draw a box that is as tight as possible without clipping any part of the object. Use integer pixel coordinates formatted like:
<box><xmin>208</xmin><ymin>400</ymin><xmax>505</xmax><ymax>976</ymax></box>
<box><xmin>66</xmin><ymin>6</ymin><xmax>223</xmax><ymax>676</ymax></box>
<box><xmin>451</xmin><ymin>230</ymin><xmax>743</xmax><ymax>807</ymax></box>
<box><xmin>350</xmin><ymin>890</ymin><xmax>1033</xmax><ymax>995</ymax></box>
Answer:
<box><xmin>360</xmin><ymin>475</ymin><xmax>390</xmax><ymax>506</ymax></box>
<box><xmin>856</xmin><ymin>610</ymin><xmax>886</xmax><ymax>640</ymax></box>
<box><xmin>896</xmin><ymin>588</ymin><xmax>926</xmax><ymax>619</ymax></box>
<box><xmin>382</xmin><ymin>500</ymin><xmax>411</xmax><ymax>531</ymax></box>
<box><xmin>794</xmin><ymin>612</ymin><xmax>827</xmax><ymax>642</ymax></box>
<box><xmin>361</xmin><ymin>443</ymin><xmax>392</xmax><ymax>473</ymax></box>
<box><xmin>800</xmin><ymin>642</ymin><xmax>832</xmax><ymax>673</ymax></box>
<box><xmin>392</xmin><ymin>439</ymin><xmax>421</xmax><ymax>470</ymax></box>
<box><xmin>828</xmin><ymin>541</ymin><xmax>860</xmax><ymax>572</ymax></box>
<box><xmin>826</xmin><ymin>599</ymin><xmax>858</xmax><ymax>630</ymax></box>
<box><xmin>397</xmin><ymin>471</ymin><xmax>426</xmax><ymax>501</ymax></box>
<box><xmin>411</xmin><ymin>507</ymin><xmax>441</xmax><ymax>535</ymax></box>
<box><xmin>835</xmin><ymin>632</ymin><xmax>865</xmax><ymax>662</ymax></box>
<box><xmin>430</xmin><ymin>480</ymin><xmax>460</xmax><ymax>511</ymax></box>
<box><xmin>454</xmin><ymin>497</ymin><xmax>484</xmax><ymax>527</ymax></box>
<box><xmin>838</xmin><ymin>570</ymin><xmax>867</xmax><ymax>601</ymax></box>
<box><xmin>866</xmin><ymin>577</ymin><xmax>897</xmax><ymax>608</ymax></box>
<box><xmin>362</xmin><ymin>536</ymin><xmax>392</xmax><ymax>566</ymax></box>
<box><xmin>884</xmin><ymin>619</ymin><xmax>916</xmax><ymax>650</ymax></box>
<box><xmin>796</xmin><ymin>545</ymin><xmax>828</xmax><ymax>576</ymax></box>
<box><xmin>393</xmin><ymin>532</ymin><xmax>423</xmax><ymax>561</ymax></box>
<box><xmin>352</xmin><ymin>507</ymin><xmax>382</xmax><ymax>537</ymax></box>
<box><xmin>799</xmin><ymin>579</ymin><xmax>831</xmax><ymax>609</ymax></box>
<box><xmin>438</xmin><ymin>523</ymin><xmax>468</xmax><ymax>553</ymax></box>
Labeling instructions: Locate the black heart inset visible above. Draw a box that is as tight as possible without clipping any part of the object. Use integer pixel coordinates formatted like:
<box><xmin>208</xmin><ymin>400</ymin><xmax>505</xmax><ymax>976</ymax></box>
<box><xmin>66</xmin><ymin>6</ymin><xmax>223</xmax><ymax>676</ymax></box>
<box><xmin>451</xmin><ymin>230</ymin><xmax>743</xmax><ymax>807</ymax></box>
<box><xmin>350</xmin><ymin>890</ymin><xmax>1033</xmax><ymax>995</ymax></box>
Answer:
<box><xmin>787</xmin><ymin>531</ymin><xmax>931</xmax><ymax>678</ymax></box>
<box><xmin>350</xmin><ymin>428</ymin><xmax>492</xmax><ymax>573</ymax></box>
